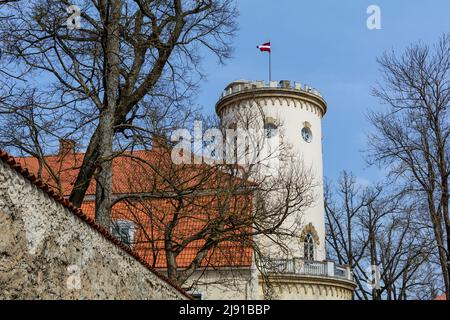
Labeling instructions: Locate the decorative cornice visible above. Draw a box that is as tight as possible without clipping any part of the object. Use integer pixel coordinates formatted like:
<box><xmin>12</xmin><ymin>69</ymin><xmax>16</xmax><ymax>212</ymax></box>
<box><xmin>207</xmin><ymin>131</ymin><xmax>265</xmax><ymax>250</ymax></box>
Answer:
<box><xmin>216</xmin><ymin>88</ymin><xmax>328</xmax><ymax>117</ymax></box>
<box><xmin>259</xmin><ymin>273</ymin><xmax>357</xmax><ymax>299</ymax></box>
<box><xmin>260</xmin><ymin>273</ymin><xmax>356</xmax><ymax>288</ymax></box>
<box><xmin>0</xmin><ymin>148</ymin><xmax>192</xmax><ymax>300</ymax></box>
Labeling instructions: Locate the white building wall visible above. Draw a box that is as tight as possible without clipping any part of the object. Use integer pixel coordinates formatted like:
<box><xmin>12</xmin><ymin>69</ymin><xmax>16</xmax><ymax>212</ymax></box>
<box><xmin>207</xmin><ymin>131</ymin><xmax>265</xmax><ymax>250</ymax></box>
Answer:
<box><xmin>265</xmin><ymin>100</ymin><xmax>326</xmax><ymax>261</ymax></box>
<box><xmin>185</xmin><ymin>268</ymin><xmax>257</xmax><ymax>300</ymax></box>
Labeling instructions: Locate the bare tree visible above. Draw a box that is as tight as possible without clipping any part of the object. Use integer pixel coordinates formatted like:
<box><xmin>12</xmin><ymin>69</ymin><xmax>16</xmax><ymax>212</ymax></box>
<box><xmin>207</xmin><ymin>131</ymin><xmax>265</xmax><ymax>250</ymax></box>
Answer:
<box><xmin>325</xmin><ymin>172</ymin><xmax>432</xmax><ymax>300</ymax></box>
<box><xmin>325</xmin><ymin>172</ymin><xmax>376</xmax><ymax>299</ymax></box>
<box><xmin>105</xmin><ymin>106</ymin><xmax>315</xmax><ymax>289</ymax></box>
<box><xmin>368</xmin><ymin>34</ymin><xmax>450</xmax><ymax>299</ymax></box>
<box><xmin>0</xmin><ymin>0</ymin><xmax>238</xmax><ymax>229</ymax></box>
<box><xmin>365</xmin><ymin>195</ymin><xmax>433</xmax><ymax>300</ymax></box>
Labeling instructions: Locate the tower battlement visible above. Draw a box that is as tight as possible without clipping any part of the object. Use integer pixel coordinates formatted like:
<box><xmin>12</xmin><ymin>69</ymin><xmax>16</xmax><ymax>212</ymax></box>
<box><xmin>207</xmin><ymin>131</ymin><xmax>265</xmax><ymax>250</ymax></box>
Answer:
<box><xmin>219</xmin><ymin>79</ymin><xmax>323</xmax><ymax>99</ymax></box>
<box><xmin>216</xmin><ymin>79</ymin><xmax>327</xmax><ymax>116</ymax></box>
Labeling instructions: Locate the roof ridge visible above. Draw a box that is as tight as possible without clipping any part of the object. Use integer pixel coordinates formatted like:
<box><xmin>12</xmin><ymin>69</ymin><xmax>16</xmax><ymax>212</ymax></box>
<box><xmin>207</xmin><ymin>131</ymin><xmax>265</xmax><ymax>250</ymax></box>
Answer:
<box><xmin>14</xmin><ymin>148</ymin><xmax>154</xmax><ymax>159</ymax></box>
<box><xmin>0</xmin><ymin>148</ymin><xmax>191</xmax><ymax>300</ymax></box>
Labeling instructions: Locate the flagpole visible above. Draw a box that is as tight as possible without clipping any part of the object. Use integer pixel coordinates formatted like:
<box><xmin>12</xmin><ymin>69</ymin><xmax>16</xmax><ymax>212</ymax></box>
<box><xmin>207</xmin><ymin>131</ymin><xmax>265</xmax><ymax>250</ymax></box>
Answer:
<box><xmin>269</xmin><ymin>40</ymin><xmax>272</xmax><ymax>82</ymax></box>
<box><xmin>257</xmin><ymin>41</ymin><xmax>272</xmax><ymax>82</ymax></box>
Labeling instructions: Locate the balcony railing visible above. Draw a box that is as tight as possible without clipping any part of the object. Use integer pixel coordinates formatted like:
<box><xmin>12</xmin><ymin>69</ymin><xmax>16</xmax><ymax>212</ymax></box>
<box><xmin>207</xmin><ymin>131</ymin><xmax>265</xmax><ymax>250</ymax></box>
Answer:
<box><xmin>259</xmin><ymin>258</ymin><xmax>353</xmax><ymax>281</ymax></box>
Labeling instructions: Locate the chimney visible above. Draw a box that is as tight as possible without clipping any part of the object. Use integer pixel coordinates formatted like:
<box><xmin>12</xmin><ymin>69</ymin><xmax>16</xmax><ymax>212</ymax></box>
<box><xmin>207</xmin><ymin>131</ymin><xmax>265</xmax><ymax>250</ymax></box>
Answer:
<box><xmin>152</xmin><ymin>134</ymin><xmax>170</xmax><ymax>154</ymax></box>
<box><xmin>58</xmin><ymin>139</ymin><xmax>75</xmax><ymax>156</ymax></box>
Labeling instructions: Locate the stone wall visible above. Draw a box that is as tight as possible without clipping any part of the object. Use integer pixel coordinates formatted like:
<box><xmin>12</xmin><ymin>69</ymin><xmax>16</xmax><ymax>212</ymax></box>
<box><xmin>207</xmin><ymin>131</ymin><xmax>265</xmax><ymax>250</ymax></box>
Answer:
<box><xmin>0</xmin><ymin>155</ymin><xmax>188</xmax><ymax>300</ymax></box>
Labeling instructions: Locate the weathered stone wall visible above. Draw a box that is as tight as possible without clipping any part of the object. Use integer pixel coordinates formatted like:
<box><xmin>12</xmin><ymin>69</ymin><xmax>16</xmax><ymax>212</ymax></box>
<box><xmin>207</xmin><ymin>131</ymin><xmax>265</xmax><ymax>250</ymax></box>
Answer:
<box><xmin>0</xmin><ymin>158</ymin><xmax>188</xmax><ymax>300</ymax></box>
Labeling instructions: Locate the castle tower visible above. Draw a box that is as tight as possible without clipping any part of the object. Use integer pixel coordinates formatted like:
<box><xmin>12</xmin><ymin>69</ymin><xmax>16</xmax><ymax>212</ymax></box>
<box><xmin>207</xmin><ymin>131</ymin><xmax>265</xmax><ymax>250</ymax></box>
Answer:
<box><xmin>215</xmin><ymin>80</ymin><xmax>356</xmax><ymax>300</ymax></box>
<box><xmin>216</xmin><ymin>79</ymin><xmax>327</xmax><ymax>260</ymax></box>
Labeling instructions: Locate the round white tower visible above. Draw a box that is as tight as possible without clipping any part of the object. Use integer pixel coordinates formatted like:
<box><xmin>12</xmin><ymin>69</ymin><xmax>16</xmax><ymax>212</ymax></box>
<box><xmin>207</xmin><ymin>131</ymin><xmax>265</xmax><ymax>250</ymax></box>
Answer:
<box><xmin>196</xmin><ymin>79</ymin><xmax>357</xmax><ymax>300</ymax></box>
<box><xmin>216</xmin><ymin>79</ymin><xmax>327</xmax><ymax>261</ymax></box>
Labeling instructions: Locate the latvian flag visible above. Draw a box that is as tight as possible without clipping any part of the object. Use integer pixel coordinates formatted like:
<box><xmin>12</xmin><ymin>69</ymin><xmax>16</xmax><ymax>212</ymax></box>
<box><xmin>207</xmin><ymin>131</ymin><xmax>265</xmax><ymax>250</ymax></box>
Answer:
<box><xmin>257</xmin><ymin>42</ymin><xmax>271</xmax><ymax>53</ymax></box>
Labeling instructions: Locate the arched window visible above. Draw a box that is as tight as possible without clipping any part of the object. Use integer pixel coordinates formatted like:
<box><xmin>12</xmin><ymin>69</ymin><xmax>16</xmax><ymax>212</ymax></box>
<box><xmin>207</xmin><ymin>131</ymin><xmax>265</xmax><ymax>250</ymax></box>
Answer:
<box><xmin>304</xmin><ymin>233</ymin><xmax>315</xmax><ymax>261</ymax></box>
<box><xmin>264</xmin><ymin>117</ymin><xmax>278</xmax><ymax>139</ymax></box>
<box><xmin>264</xmin><ymin>122</ymin><xmax>278</xmax><ymax>138</ymax></box>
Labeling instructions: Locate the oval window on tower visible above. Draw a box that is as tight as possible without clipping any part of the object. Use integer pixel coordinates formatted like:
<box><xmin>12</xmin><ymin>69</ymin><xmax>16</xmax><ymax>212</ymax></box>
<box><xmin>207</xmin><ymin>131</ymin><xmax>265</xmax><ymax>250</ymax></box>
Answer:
<box><xmin>301</xmin><ymin>127</ymin><xmax>313</xmax><ymax>143</ymax></box>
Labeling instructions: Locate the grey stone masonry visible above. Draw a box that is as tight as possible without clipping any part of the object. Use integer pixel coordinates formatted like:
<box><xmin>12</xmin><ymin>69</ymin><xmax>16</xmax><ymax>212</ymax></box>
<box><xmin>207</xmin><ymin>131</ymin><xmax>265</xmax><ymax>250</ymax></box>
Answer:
<box><xmin>0</xmin><ymin>155</ymin><xmax>188</xmax><ymax>300</ymax></box>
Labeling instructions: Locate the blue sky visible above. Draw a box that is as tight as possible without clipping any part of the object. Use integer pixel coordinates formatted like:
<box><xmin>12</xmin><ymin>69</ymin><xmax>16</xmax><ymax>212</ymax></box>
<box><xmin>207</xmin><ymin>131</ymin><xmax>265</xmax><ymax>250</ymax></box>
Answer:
<box><xmin>195</xmin><ymin>0</ymin><xmax>450</xmax><ymax>183</ymax></box>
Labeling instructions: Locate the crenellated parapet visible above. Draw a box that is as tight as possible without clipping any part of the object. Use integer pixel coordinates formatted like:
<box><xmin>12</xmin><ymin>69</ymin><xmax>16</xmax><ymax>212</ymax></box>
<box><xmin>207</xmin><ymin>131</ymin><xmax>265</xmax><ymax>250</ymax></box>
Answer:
<box><xmin>220</xmin><ymin>79</ymin><xmax>324</xmax><ymax>99</ymax></box>
<box><xmin>216</xmin><ymin>79</ymin><xmax>327</xmax><ymax>118</ymax></box>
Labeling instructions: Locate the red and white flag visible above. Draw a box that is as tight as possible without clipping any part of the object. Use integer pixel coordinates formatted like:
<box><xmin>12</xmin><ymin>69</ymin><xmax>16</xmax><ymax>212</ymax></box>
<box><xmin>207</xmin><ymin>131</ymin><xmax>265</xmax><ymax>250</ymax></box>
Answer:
<box><xmin>257</xmin><ymin>42</ymin><xmax>271</xmax><ymax>53</ymax></box>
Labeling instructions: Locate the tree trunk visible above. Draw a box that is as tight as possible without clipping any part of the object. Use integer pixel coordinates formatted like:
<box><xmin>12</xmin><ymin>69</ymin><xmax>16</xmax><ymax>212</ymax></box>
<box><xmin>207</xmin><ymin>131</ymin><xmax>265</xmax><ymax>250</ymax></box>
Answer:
<box><xmin>95</xmin><ymin>0</ymin><xmax>122</xmax><ymax>229</ymax></box>
<box><xmin>69</xmin><ymin>128</ymin><xmax>100</xmax><ymax>207</ymax></box>
<box><xmin>369</xmin><ymin>226</ymin><xmax>380</xmax><ymax>300</ymax></box>
<box><xmin>441</xmin><ymin>166</ymin><xmax>450</xmax><ymax>300</ymax></box>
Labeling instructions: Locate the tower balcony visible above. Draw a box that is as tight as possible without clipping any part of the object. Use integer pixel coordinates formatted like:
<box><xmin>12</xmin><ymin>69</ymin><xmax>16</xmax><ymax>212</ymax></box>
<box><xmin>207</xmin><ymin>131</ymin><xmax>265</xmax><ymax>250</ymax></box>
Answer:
<box><xmin>257</xmin><ymin>258</ymin><xmax>356</xmax><ymax>299</ymax></box>
<box><xmin>259</xmin><ymin>258</ymin><xmax>353</xmax><ymax>281</ymax></box>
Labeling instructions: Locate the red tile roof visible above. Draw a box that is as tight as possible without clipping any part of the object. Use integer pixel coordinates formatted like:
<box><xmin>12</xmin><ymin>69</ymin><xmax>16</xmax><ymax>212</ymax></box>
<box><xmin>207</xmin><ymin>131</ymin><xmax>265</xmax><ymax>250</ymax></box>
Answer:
<box><xmin>13</xmin><ymin>143</ymin><xmax>253</xmax><ymax>271</ymax></box>
<box><xmin>14</xmin><ymin>149</ymin><xmax>173</xmax><ymax>196</ymax></box>
<box><xmin>0</xmin><ymin>148</ymin><xmax>192</xmax><ymax>299</ymax></box>
<box><xmin>81</xmin><ymin>200</ymin><xmax>252</xmax><ymax>269</ymax></box>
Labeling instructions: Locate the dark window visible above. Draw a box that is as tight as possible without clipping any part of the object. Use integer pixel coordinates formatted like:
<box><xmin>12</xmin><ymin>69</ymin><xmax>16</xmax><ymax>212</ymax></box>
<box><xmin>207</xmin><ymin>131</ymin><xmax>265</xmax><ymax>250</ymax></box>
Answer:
<box><xmin>192</xmin><ymin>293</ymin><xmax>203</xmax><ymax>300</ymax></box>
<box><xmin>264</xmin><ymin>122</ymin><xmax>278</xmax><ymax>139</ymax></box>
<box><xmin>111</xmin><ymin>220</ymin><xmax>136</xmax><ymax>247</ymax></box>
<box><xmin>304</xmin><ymin>233</ymin><xmax>315</xmax><ymax>261</ymax></box>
